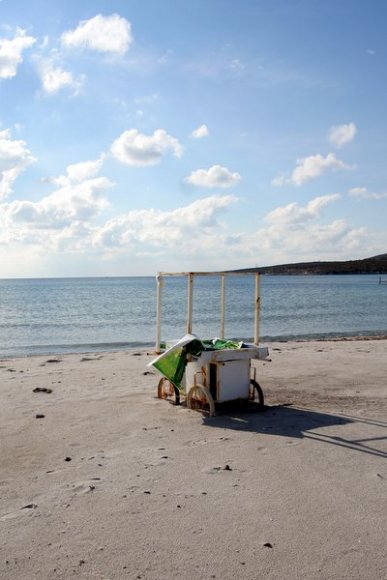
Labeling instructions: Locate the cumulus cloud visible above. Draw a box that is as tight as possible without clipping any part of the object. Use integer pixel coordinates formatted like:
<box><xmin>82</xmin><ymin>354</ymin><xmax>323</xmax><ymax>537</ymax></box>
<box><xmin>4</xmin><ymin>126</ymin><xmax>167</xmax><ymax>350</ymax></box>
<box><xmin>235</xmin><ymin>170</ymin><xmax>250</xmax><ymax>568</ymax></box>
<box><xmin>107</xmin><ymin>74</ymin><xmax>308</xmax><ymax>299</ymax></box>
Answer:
<box><xmin>261</xmin><ymin>218</ymin><xmax>366</xmax><ymax>257</ymax></box>
<box><xmin>185</xmin><ymin>165</ymin><xmax>241</xmax><ymax>188</ymax></box>
<box><xmin>349</xmin><ymin>187</ymin><xmax>387</xmax><ymax>200</ymax></box>
<box><xmin>0</xmin><ymin>192</ymin><xmax>236</xmax><ymax>261</ymax></box>
<box><xmin>50</xmin><ymin>157</ymin><xmax>105</xmax><ymax>187</ymax></box>
<box><xmin>88</xmin><ymin>193</ymin><xmax>364</xmax><ymax>266</ymax></box>
<box><xmin>237</xmin><ymin>194</ymin><xmax>368</xmax><ymax>264</ymax></box>
<box><xmin>110</xmin><ymin>129</ymin><xmax>183</xmax><ymax>166</ymax></box>
<box><xmin>1</xmin><ymin>186</ymin><xmax>376</xmax><ymax>272</ymax></box>
<box><xmin>328</xmin><ymin>122</ymin><xmax>357</xmax><ymax>148</ymax></box>
<box><xmin>92</xmin><ymin>194</ymin><xmax>237</xmax><ymax>249</ymax></box>
<box><xmin>191</xmin><ymin>124</ymin><xmax>209</xmax><ymax>138</ymax></box>
<box><xmin>265</xmin><ymin>194</ymin><xmax>341</xmax><ymax>225</ymax></box>
<box><xmin>3</xmin><ymin>175</ymin><xmax>112</xmax><ymax>231</ymax></box>
<box><xmin>0</xmin><ymin>156</ymin><xmax>111</xmax><ymax>248</ymax></box>
<box><xmin>0</xmin><ymin>28</ymin><xmax>36</xmax><ymax>79</ymax></box>
<box><xmin>0</xmin><ymin>129</ymin><xmax>37</xmax><ymax>199</ymax></box>
<box><xmin>61</xmin><ymin>14</ymin><xmax>132</xmax><ymax>55</ymax></box>
<box><xmin>272</xmin><ymin>153</ymin><xmax>353</xmax><ymax>186</ymax></box>
<box><xmin>38</xmin><ymin>59</ymin><xmax>81</xmax><ymax>94</ymax></box>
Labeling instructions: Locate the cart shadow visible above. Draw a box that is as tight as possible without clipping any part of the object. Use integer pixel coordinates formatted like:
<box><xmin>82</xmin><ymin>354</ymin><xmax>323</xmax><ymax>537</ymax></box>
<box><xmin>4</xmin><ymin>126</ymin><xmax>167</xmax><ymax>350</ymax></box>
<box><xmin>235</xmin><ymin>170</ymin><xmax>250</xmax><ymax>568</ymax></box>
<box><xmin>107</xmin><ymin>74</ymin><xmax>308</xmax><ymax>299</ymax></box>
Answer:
<box><xmin>202</xmin><ymin>404</ymin><xmax>387</xmax><ymax>458</ymax></box>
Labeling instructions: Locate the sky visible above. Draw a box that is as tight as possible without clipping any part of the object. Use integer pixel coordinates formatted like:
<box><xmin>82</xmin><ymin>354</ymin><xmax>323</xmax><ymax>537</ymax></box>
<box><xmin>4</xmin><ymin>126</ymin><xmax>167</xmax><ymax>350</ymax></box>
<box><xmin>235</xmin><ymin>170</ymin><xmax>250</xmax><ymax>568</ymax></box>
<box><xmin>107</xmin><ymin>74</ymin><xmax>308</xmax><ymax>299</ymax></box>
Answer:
<box><xmin>1</xmin><ymin>0</ymin><xmax>387</xmax><ymax>277</ymax></box>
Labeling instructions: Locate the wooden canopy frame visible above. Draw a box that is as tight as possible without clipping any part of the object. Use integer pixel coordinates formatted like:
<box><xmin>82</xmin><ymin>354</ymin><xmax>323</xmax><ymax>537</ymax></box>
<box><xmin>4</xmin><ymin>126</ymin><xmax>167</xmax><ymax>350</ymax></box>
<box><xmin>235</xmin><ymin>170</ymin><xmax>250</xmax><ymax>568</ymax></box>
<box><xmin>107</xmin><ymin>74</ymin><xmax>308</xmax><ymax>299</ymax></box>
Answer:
<box><xmin>155</xmin><ymin>271</ymin><xmax>261</xmax><ymax>353</ymax></box>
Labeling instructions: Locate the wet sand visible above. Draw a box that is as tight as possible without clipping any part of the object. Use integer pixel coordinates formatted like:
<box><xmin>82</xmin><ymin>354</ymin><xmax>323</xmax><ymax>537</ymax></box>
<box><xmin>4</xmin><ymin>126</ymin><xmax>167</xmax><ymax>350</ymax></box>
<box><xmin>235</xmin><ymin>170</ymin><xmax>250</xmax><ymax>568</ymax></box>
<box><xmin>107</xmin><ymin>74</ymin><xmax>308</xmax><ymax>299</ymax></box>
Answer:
<box><xmin>1</xmin><ymin>339</ymin><xmax>386</xmax><ymax>579</ymax></box>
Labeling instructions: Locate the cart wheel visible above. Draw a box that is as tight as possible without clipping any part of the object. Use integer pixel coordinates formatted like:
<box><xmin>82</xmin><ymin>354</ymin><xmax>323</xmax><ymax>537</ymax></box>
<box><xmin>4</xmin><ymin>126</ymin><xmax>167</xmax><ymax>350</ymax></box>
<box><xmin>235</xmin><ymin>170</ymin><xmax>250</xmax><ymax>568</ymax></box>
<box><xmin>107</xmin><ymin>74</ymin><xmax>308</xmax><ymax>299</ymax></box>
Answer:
<box><xmin>157</xmin><ymin>377</ymin><xmax>181</xmax><ymax>405</ymax></box>
<box><xmin>187</xmin><ymin>384</ymin><xmax>216</xmax><ymax>417</ymax></box>
<box><xmin>249</xmin><ymin>379</ymin><xmax>265</xmax><ymax>407</ymax></box>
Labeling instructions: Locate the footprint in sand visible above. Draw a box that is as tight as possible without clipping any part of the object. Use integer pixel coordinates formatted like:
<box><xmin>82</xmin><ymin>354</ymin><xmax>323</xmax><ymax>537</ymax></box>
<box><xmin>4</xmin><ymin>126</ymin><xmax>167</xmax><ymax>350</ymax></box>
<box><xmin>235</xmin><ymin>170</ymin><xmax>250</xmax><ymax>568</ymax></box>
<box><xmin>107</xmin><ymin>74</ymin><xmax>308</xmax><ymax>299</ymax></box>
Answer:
<box><xmin>202</xmin><ymin>465</ymin><xmax>234</xmax><ymax>474</ymax></box>
<box><xmin>257</xmin><ymin>446</ymin><xmax>268</xmax><ymax>454</ymax></box>
<box><xmin>1</xmin><ymin>503</ymin><xmax>38</xmax><ymax>522</ymax></box>
<box><xmin>68</xmin><ymin>481</ymin><xmax>99</xmax><ymax>495</ymax></box>
<box><xmin>187</xmin><ymin>436</ymin><xmax>230</xmax><ymax>447</ymax></box>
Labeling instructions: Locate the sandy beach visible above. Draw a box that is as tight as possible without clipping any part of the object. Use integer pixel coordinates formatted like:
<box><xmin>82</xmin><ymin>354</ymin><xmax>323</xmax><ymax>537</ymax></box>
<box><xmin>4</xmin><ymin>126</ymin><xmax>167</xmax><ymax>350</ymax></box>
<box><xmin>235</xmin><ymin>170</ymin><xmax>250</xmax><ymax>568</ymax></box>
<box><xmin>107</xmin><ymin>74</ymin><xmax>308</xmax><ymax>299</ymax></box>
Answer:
<box><xmin>1</xmin><ymin>339</ymin><xmax>386</xmax><ymax>580</ymax></box>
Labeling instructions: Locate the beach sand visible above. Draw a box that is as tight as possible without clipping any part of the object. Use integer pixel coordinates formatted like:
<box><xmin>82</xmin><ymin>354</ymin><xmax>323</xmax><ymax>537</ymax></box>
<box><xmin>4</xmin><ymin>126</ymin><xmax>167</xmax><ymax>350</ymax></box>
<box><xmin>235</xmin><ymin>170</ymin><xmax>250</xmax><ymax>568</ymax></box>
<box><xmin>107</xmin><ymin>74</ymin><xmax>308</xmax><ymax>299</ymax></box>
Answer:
<box><xmin>1</xmin><ymin>339</ymin><xmax>386</xmax><ymax>580</ymax></box>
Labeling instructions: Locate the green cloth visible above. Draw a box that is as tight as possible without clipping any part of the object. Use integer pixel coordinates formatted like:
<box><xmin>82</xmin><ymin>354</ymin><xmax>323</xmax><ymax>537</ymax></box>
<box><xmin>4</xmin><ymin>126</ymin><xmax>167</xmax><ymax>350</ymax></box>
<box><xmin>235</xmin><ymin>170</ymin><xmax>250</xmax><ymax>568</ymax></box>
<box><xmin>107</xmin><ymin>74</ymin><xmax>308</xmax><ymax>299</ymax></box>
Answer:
<box><xmin>152</xmin><ymin>345</ymin><xmax>190</xmax><ymax>388</ymax></box>
<box><xmin>199</xmin><ymin>338</ymin><xmax>243</xmax><ymax>352</ymax></box>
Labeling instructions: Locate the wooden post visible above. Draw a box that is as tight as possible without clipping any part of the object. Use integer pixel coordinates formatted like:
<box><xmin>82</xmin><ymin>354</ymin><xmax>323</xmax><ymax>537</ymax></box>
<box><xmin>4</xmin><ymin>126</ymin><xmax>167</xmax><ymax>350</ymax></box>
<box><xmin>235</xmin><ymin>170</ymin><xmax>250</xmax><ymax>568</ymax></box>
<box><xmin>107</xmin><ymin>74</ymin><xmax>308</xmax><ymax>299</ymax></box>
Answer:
<box><xmin>220</xmin><ymin>273</ymin><xmax>225</xmax><ymax>338</ymax></box>
<box><xmin>187</xmin><ymin>273</ymin><xmax>194</xmax><ymax>334</ymax></box>
<box><xmin>254</xmin><ymin>273</ymin><xmax>260</xmax><ymax>345</ymax></box>
<box><xmin>155</xmin><ymin>273</ymin><xmax>163</xmax><ymax>353</ymax></box>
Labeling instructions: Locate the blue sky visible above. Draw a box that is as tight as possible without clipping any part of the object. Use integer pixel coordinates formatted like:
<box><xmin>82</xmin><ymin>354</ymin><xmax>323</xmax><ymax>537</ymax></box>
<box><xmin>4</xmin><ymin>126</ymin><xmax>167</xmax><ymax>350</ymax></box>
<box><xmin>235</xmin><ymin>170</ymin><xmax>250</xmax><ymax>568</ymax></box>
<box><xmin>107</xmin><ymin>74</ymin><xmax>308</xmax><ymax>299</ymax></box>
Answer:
<box><xmin>1</xmin><ymin>0</ymin><xmax>386</xmax><ymax>277</ymax></box>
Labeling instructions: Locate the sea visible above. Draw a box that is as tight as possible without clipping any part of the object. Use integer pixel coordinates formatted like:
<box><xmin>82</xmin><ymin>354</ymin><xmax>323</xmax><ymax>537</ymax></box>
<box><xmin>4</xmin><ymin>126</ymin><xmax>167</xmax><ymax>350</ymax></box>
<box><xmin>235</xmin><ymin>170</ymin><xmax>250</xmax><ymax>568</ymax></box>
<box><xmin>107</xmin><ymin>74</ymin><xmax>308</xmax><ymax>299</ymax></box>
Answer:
<box><xmin>0</xmin><ymin>274</ymin><xmax>387</xmax><ymax>358</ymax></box>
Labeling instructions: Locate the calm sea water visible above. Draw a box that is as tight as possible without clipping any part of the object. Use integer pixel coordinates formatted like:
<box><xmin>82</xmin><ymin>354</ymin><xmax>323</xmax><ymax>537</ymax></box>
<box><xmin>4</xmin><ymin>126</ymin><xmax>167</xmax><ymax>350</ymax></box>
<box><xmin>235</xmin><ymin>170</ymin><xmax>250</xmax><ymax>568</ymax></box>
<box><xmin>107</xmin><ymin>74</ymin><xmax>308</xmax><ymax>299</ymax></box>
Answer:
<box><xmin>0</xmin><ymin>275</ymin><xmax>386</xmax><ymax>357</ymax></box>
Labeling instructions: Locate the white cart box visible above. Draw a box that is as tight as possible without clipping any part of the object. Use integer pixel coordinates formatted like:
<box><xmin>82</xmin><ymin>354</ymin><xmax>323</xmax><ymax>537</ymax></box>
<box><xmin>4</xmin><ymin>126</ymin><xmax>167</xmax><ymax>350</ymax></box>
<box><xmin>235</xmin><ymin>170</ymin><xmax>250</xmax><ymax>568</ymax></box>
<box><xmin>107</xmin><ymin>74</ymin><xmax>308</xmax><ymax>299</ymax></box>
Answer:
<box><xmin>184</xmin><ymin>346</ymin><xmax>269</xmax><ymax>403</ymax></box>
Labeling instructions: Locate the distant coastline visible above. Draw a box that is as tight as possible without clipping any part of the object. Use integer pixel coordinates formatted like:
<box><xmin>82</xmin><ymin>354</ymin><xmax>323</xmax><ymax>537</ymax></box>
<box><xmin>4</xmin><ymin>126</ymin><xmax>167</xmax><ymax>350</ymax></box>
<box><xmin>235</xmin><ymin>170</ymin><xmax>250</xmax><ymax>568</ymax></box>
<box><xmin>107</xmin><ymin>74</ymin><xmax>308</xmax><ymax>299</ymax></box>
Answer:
<box><xmin>235</xmin><ymin>252</ymin><xmax>387</xmax><ymax>276</ymax></box>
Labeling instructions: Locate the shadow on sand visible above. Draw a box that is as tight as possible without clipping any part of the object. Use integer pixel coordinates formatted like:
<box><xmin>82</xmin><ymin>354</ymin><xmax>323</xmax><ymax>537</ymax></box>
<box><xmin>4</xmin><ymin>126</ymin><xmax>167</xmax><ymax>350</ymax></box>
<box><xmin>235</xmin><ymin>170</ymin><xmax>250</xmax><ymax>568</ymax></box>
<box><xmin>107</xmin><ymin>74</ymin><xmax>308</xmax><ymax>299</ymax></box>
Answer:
<box><xmin>202</xmin><ymin>404</ymin><xmax>387</xmax><ymax>459</ymax></box>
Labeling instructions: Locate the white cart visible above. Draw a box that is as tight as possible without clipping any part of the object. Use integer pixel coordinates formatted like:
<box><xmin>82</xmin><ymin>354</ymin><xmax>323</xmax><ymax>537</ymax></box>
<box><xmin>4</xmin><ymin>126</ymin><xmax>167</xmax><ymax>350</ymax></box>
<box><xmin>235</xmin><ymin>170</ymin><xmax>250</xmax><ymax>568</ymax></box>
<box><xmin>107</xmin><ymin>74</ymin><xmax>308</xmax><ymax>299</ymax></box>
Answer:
<box><xmin>152</xmin><ymin>271</ymin><xmax>269</xmax><ymax>416</ymax></box>
<box><xmin>184</xmin><ymin>344</ymin><xmax>269</xmax><ymax>415</ymax></box>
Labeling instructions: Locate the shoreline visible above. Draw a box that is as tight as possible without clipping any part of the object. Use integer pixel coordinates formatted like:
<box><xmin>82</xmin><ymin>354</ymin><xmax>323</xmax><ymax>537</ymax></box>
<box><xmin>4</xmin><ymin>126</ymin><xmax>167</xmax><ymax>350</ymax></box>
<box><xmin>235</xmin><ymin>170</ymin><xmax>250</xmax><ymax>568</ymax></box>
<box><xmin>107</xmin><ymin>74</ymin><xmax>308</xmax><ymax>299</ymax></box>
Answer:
<box><xmin>1</xmin><ymin>339</ymin><xmax>386</xmax><ymax>579</ymax></box>
<box><xmin>2</xmin><ymin>331</ymin><xmax>387</xmax><ymax>360</ymax></box>
<box><xmin>0</xmin><ymin>331</ymin><xmax>387</xmax><ymax>361</ymax></box>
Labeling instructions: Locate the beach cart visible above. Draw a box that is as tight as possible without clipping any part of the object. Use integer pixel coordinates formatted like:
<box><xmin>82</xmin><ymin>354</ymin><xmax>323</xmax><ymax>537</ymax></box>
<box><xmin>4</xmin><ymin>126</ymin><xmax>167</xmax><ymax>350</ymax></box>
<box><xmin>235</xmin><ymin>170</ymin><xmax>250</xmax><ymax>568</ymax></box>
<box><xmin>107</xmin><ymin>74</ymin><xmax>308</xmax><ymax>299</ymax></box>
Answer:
<box><xmin>149</xmin><ymin>271</ymin><xmax>269</xmax><ymax>416</ymax></box>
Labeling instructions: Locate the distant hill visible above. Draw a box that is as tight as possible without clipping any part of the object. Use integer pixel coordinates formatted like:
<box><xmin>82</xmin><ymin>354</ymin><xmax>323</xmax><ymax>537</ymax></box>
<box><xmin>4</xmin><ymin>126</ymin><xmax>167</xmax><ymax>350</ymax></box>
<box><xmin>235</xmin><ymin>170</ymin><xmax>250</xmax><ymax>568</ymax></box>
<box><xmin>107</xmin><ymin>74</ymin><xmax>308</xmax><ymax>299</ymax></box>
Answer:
<box><xmin>234</xmin><ymin>253</ymin><xmax>387</xmax><ymax>275</ymax></box>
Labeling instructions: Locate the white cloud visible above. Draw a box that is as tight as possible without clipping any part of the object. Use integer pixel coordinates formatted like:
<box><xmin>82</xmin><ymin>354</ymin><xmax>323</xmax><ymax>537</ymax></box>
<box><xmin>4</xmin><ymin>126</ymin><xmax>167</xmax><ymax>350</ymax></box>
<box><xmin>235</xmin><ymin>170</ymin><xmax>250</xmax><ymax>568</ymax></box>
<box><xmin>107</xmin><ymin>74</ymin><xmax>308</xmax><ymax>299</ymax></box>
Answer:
<box><xmin>272</xmin><ymin>153</ymin><xmax>353</xmax><ymax>186</ymax></box>
<box><xmin>191</xmin><ymin>124</ymin><xmax>209</xmax><ymax>139</ymax></box>
<box><xmin>89</xmin><ymin>193</ymin><xmax>366</xmax><ymax>267</ymax></box>
<box><xmin>0</xmin><ymin>129</ymin><xmax>37</xmax><ymax>199</ymax></box>
<box><xmin>261</xmin><ymin>218</ymin><xmax>366</xmax><ymax>257</ymax></box>
<box><xmin>51</xmin><ymin>157</ymin><xmax>105</xmax><ymax>187</ymax></box>
<box><xmin>38</xmin><ymin>59</ymin><xmax>80</xmax><ymax>94</ymax></box>
<box><xmin>92</xmin><ymin>194</ymin><xmax>237</xmax><ymax>249</ymax></box>
<box><xmin>265</xmin><ymin>194</ymin><xmax>341</xmax><ymax>225</ymax></box>
<box><xmin>61</xmin><ymin>14</ymin><xmax>132</xmax><ymax>55</ymax></box>
<box><xmin>0</xmin><ymin>28</ymin><xmax>36</xmax><ymax>79</ymax></box>
<box><xmin>1</xmin><ymin>187</ymin><xmax>379</xmax><ymax>274</ymax></box>
<box><xmin>235</xmin><ymin>194</ymin><xmax>368</xmax><ymax>265</ymax></box>
<box><xmin>185</xmin><ymin>165</ymin><xmax>241</xmax><ymax>188</ymax></box>
<box><xmin>349</xmin><ymin>187</ymin><xmax>387</xmax><ymax>200</ymax></box>
<box><xmin>111</xmin><ymin>129</ymin><xmax>183</xmax><ymax>166</ymax></box>
<box><xmin>0</xmin><ymin>193</ymin><xmax>236</xmax><ymax>260</ymax></box>
<box><xmin>328</xmin><ymin>122</ymin><xmax>357</xmax><ymax>148</ymax></box>
<box><xmin>3</xmin><ymin>175</ymin><xmax>112</xmax><ymax>233</ymax></box>
<box><xmin>0</xmin><ymin>157</ymin><xmax>111</xmax><ymax>246</ymax></box>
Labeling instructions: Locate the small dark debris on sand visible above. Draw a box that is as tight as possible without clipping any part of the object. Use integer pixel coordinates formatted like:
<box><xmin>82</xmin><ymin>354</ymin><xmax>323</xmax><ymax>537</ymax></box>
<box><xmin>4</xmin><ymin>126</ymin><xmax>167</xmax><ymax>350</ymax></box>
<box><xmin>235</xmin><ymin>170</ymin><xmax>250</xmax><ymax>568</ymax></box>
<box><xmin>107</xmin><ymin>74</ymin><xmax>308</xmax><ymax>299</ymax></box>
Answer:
<box><xmin>46</xmin><ymin>358</ymin><xmax>61</xmax><ymax>364</ymax></box>
<box><xmin>21</xmin><ymin>503</ymin><xmax>38</xmax><ymax>510</ymax></box>
<box><xmin>263</xmin><ymin>542</ymin><xmax>273</xmax><ymax>548</ymax></box>
<box><xmin>33</xmin><ymin>387</ymin><xmax>53</xmax><ymax>394</ymax></box>
<box><xmin>35</xmin><ymin>414</ymin><xmax>45</xmax><ymax>419</ymax></box>
<box><xmin>64</xmin><ymin>456</ymin><xmax>72</xmax><ymax>462</ymax></box>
